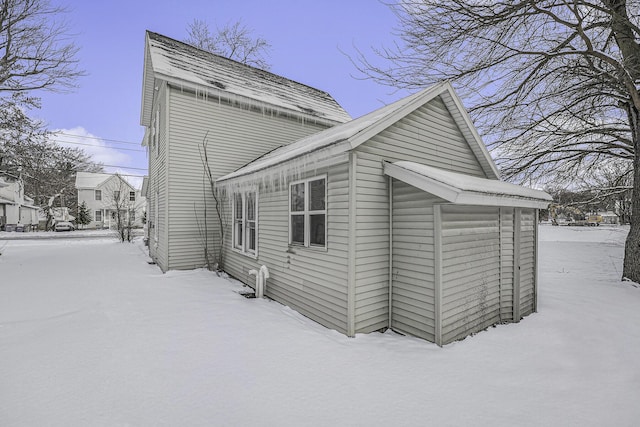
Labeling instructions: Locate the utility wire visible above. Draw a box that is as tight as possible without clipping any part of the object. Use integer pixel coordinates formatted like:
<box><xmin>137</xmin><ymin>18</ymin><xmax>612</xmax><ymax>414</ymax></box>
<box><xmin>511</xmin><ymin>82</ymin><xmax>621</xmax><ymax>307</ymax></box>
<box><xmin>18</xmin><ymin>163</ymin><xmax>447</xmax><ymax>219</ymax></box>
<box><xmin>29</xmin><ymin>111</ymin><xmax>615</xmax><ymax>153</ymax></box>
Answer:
<box><xmin>52</xmin><ymin>132</ymin><xmax>142</xmax><ymax>146</ymax></box>
<box><xmin>54</xmin><ymin>139</ymin><xmax>146</xmax><ymax>152</ymax></box>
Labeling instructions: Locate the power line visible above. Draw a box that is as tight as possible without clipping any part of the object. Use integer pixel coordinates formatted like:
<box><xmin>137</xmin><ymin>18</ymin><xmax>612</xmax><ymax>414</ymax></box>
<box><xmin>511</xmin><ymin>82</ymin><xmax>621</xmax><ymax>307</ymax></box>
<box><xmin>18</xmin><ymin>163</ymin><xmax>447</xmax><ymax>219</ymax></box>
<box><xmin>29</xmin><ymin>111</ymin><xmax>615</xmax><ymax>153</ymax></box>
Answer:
<box><xmin>54</xmin><ymin>139</ymin><xmax>146</xmax><ymax>152</ymax></box>
<box><xmin>52</xmin><ymin>132</ymin><xmax>142</xmax><ymax>146</ymax></box>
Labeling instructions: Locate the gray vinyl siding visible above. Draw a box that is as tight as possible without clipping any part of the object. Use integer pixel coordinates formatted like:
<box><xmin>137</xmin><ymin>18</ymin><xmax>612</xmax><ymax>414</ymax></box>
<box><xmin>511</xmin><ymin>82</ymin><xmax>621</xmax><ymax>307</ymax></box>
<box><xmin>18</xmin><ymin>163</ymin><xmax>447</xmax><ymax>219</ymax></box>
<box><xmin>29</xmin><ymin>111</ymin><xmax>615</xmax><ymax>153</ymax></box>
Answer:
<box><xmin>165</xmin><ymin>87</ymin><xmax>328</xmax><ymax>270</ymax></box>
<box><xmin>440</xmin><ymin>205</ymin><xmax>501</xmax><ymax>344</ymax></box>
<box><xmin>390</xmin><ymin>180</ymin><xmax>443</xmax><ymax>341</ymax></box>
<box><xmin>519</xmin><ymin>209</ymin><xmax>536</xmax><ymax>317</ymax></box>
<box><xmin>352</xmin><ymin>95</ymin><xmax>489</xmax><ymax>333</ymax></box>
<box><xmin>222</xmin><ymin>162</ymin><xmax>350</xmax><ymax>334</ymax></box>
<box><xmin>148</xmin><ymin>83</ymin><xmax>168</xmax><ymax>270</ymax></box>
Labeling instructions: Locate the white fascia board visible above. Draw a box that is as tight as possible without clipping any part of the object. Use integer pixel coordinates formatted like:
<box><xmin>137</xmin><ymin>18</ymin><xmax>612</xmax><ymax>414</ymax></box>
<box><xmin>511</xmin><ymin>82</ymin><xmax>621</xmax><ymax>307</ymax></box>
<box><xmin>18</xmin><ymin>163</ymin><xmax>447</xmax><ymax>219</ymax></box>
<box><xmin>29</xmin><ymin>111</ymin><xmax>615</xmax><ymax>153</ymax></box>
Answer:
<box><xmin>453</xmin><ymin>192</ymin><xmax>551</xmax><ymax>209</ymax></box>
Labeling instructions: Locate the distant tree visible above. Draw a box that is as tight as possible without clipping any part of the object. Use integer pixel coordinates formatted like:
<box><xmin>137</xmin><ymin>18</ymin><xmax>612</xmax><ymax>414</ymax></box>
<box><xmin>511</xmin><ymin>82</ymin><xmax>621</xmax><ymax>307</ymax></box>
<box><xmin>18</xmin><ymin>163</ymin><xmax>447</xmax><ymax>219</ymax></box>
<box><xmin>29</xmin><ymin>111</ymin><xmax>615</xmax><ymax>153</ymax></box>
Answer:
<box><xmin>1</xmin><ymin>135</ymin><xmax>103</xmax><ymax>214</ymax></box>
<box><xmin>354</xmin><ymin>1</ymin><xmax>640</xmax><ymax>283</ymax></box>
<box><xmin>76</xmin><ymin>201</ymin><xmax>91</xmax><ymax>229</ymax></box>
<box><xmin>185</xmin><ymin>19</ymin><xmax>272</xmax><ymax>70</ymax></box>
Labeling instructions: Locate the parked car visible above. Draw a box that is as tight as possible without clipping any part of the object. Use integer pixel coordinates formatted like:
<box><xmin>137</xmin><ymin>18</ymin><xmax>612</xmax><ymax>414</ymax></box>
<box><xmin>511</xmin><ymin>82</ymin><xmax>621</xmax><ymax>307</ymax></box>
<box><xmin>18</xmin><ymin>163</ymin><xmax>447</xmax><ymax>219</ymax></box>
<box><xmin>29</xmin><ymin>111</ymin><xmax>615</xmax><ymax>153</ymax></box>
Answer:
<box><xmin>54</xmin><ymin>221</ymin><xmax>75</xmax><ymax>232</ymax></box>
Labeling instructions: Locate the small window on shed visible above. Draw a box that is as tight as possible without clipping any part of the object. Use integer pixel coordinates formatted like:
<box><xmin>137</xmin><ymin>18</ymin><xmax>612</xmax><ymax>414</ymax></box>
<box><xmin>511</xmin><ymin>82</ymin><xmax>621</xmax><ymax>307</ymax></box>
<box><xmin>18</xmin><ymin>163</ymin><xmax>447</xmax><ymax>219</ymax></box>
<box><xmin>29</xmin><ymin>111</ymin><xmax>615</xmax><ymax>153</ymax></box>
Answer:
<box><xmin>289</xmin><ymin>176</ymin><xmax>326</xmax><ymax>248</ymax></box>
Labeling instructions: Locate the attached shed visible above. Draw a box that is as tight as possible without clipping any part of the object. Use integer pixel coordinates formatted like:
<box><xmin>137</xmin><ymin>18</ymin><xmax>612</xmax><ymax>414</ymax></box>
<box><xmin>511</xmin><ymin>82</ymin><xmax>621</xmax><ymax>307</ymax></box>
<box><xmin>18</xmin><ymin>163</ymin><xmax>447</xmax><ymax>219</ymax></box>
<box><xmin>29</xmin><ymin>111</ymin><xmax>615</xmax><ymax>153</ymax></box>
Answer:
<box><xmin>384</xmin><ymin>162</ymin><xmax>551</xmax><ymax>345</ymax></box>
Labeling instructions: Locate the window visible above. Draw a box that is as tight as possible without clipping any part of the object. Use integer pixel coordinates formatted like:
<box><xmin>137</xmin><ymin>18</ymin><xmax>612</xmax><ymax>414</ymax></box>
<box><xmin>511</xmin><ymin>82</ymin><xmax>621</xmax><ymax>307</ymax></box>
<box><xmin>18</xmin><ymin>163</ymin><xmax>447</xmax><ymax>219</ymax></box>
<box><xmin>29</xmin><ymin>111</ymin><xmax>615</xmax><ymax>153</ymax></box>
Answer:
<box><xmin>232</xmin><ymin>192</ymin><xmax>257</xmax><ymax>256</ymax></box>
<box><xmin>129</xmin><ymin>191</ymin><xmax>136</xmax><ymax>202</ymax></box>
<box><xmin>95</xmin><ymin>210</ymin><xmax>102</xmax><ymax>222</ymax></box>
<box><xmin>289</xmin><ymin>176</ymin><xmax>326</xmax><ymax>248</ymax></box>
<box><xmin>113</xmin><ymin>190</ymin><xmax>120</xmax><ymax>201</ymax></box>
<box><xmin>95</xmin><ymin>190</ymin><xmax>102</xmax><ymax>201</ymax></box>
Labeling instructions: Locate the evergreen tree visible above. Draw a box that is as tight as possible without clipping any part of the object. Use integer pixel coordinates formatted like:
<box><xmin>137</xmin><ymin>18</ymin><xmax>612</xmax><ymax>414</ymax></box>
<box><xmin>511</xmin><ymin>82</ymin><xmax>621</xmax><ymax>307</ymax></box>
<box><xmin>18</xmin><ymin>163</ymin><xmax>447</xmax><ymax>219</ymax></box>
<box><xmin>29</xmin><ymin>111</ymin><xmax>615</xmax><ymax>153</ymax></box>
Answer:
<box><xmin>76</xmin><ymin>201</ymin><xmax>91</xmax><ymax>229</ymax></box>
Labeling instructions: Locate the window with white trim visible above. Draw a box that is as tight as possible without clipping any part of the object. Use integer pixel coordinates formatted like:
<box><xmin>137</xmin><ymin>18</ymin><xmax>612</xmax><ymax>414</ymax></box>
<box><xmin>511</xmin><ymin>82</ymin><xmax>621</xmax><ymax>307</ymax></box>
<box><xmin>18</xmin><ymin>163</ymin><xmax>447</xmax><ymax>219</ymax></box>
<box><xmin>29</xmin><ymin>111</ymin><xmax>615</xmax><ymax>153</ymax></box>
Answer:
<box><xmin>290</xmin><ymin>176</ymin><xmax>326</xmax><ymax>248</ymax></box>
<box><xmin>129</xmin><ymin>191</ymin><xmax>136</xmax><ymax>201</ymax></box>
<box><xmin>95</xmin><ymin>210</ymin><xmax>102</xmax><ymax>222</ymax></box>
<box><xmin>232</xmin><ymin>192</ymin><xmax>257</xmax><ymax>255</ymax></box>
<box><xmin>95</xmin><ymin>190</ymin><xmax>102</xmax><ymax>201</ymax></box>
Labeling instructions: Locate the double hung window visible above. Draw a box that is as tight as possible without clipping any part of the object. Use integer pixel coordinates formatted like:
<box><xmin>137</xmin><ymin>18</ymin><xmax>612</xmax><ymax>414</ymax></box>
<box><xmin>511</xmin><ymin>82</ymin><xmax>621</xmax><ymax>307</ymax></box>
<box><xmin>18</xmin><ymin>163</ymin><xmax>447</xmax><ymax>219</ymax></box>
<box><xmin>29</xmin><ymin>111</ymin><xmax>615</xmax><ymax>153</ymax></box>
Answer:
<box><xmin>290</xmin><ymin>176</ymin><xmax>326</xmax><ymax>248</ymax></box>
<box><xmin>95</xmin><ymin>190</ymin><xmax>102</xmax><ymax>201</ymax></box>
<box><xmin>233</xmin><ymin>192</ymin><xmax>257</xmax><ymax>256</ymax></box>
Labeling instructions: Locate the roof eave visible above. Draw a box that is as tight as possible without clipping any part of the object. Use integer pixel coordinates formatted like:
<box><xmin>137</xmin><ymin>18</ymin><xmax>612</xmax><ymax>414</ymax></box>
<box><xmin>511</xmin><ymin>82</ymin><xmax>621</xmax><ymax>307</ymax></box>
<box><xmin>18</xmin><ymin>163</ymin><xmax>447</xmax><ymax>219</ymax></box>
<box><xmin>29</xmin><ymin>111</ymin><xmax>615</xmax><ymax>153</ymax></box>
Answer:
<box><xmin>384</xmin><ymin>162</ymin><xmax>550</xmax><ymax>209</ymax></box>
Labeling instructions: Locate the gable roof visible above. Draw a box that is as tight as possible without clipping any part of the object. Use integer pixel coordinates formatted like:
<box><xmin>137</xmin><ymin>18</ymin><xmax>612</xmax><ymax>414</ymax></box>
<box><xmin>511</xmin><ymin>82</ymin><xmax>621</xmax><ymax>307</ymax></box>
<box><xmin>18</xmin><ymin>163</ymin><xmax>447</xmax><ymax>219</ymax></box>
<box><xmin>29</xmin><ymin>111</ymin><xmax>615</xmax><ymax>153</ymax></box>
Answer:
<box><xmin>385</xmin><ymin>161</ymin><xmax>551</xmax><ymax>209</ymax></box>
<box><xmin>217</xmin><ymin>82</ymin><xmax>499</xmax><ymax>184</ymax></box>
<box><xmin>75</xmin><ymin>172</ymin><xmax>113</xmax><ymax>189</ymax></box>
<box><xmin>141</xmin><ymin>31</ymin><xmax>351</xmax><ymax>127</ymax></box>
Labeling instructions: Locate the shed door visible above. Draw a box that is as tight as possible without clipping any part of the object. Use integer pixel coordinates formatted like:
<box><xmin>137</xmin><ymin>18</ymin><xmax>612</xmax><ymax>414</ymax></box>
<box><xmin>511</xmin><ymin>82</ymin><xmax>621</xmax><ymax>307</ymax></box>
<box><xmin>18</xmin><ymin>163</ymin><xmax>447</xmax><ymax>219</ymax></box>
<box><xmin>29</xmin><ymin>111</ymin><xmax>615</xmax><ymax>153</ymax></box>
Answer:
<box><xmin>440</xmin><ymin>205</ymin><xmax>501</xmax><ymax>344</ymax></box>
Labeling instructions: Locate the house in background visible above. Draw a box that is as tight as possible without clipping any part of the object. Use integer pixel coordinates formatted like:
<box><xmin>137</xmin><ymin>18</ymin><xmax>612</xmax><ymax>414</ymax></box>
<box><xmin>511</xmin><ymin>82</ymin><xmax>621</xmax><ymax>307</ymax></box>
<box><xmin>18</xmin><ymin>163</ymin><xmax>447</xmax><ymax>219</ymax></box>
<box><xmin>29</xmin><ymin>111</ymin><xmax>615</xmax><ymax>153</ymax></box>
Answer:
<box><xmin>140</xmin><ymin>32</ymin><xmax>551</xmax><ymax>344</ymax></box>
<box><xmin>75</xmin><ymin>172</ymin><xmax>146</xmax><ymax>229</ymax></box>
<box><xmin>140</xmin><ymin>31</ymin><xmax>350</xmax><ymax>271</ymax></box>
<box><xmin>217</xmin><ymin>82</ymin><xmax>551</xmax><ymax>345</ymax></box>
<box><xmin>0</xmin><ymin>175</ymin><xmax>39</xmax><ymax>231</ymax></box>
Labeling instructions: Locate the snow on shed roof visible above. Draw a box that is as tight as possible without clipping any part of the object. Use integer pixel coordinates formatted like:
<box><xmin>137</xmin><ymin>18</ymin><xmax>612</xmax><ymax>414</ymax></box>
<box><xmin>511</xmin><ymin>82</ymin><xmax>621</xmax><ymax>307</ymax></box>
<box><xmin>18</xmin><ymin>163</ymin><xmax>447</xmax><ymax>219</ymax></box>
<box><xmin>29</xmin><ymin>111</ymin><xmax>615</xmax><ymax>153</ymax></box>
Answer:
<box><xmin>385</xmin><ymin>161</ymin><xmax>552</xmax><ymax>209</ymax></box>
<box><xmin>141</xmin><ymin>31</ymin><xmax>351</xmax><ymax>126</ymax></box>
<box><xmin>217</xmin><ymin>82</ymin><xmax>499</xmax><ymax>184</ymax></box>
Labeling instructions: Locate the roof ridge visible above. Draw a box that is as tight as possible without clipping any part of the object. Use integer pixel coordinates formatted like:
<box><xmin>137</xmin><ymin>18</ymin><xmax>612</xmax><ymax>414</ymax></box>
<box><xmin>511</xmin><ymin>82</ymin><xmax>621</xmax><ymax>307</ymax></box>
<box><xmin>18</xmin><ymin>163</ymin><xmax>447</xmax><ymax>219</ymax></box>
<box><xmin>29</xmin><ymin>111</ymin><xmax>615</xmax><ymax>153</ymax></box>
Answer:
<box><xmin>146</xmin><ymin>30</ymin><xmax>334</xmax><ymax>98</ymax></box>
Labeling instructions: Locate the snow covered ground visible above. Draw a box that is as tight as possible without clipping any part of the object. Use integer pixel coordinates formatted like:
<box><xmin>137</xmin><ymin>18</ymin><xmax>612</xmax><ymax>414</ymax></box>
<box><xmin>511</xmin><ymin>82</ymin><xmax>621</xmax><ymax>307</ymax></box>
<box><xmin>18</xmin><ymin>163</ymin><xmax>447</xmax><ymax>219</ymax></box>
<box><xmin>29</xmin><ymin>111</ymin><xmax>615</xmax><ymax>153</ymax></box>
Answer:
<box><xmin>0</xmin><ymin>226</ymin><xmax>638</xmax><ymax>426</ymax></box>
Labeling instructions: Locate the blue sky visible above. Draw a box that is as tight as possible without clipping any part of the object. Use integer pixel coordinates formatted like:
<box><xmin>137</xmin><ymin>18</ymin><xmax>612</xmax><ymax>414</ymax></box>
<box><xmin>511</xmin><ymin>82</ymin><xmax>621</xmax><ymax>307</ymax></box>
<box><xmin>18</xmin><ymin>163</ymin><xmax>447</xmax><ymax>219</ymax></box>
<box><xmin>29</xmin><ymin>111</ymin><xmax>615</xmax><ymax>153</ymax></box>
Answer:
<box><xmin>35</xmin><ymin>0</ymin><xmax>410</xmax><ymax>182</ymax></box>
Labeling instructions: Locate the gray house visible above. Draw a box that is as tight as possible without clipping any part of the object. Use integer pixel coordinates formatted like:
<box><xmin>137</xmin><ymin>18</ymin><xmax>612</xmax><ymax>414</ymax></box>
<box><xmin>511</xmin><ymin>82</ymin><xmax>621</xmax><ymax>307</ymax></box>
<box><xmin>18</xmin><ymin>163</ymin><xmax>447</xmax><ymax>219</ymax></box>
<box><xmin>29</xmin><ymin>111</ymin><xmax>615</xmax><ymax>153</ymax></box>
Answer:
<box><xmin>216</xmin><ymin>82</ymin><xmax>551</xmax><ymax>345</ymax></box>
<box><xmin>141</xmin><ymin>32</ymin><xmax>551</xmax><ymax>344</ymax></box>
<box><xmin>140</xmin><ymin>31</ymin><xmax>350</xmax><ymax>271</ymax></box>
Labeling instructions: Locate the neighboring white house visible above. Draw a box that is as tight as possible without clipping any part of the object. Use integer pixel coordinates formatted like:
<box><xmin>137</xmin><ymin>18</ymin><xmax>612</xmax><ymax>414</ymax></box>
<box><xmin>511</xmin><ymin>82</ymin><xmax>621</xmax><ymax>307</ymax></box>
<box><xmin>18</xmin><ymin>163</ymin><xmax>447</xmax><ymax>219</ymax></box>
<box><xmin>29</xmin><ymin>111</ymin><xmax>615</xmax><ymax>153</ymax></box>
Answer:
<box><xmin>0</xmin><ymin>175</ymin><xmax>39</xmax><ymax>231</ymax></box>
<box><xmin>140</xmin><ymin>32</ymin><xmax>552</xmax><ymax>344</ymax></box>
<box><xmin>75</xmin><ymin>172</ymin><xmax>146</xmax><ymax>229</ymax></box>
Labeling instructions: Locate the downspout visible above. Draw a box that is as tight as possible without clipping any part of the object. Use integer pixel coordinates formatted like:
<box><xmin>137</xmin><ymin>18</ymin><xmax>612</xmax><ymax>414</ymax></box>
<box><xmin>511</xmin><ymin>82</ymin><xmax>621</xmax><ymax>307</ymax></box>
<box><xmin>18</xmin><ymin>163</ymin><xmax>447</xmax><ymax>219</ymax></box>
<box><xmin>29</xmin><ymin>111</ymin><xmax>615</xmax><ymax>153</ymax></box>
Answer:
<box><xmin>388</xmin><ymin>174</ymin><xmax>393</xmax><ymax>330</ymax></box>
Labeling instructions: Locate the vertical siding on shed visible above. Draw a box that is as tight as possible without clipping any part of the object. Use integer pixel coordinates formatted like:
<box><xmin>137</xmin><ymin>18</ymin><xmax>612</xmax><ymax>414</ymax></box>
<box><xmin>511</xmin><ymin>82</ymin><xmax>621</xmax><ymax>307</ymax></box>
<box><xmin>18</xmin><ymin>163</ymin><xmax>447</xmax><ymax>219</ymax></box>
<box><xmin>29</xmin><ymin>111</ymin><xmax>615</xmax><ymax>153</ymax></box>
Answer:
<box><xmin>353</xmin><ymin>95</ymin><xmax>489</xmax><ymax>334</ymax></box>
<box><xmin>222</xmin><ymin>162</ymin><xmax>350</xmax><ymax>334</ymax></box>
<box><xmin>390</xmin><ymin>180</ymin><xmax>442</xmax><ymax>341</ymax></box>
<box><xmin>440</xmin><ymin>204</ymin><xmax>501</xmax><ymax>344</ymax></box>
<box><xmin>519</xmin><ymin>209</ymin><xmax>537</xmax><ymax>317</ymax></box>
<box><xmin>166</xmin><ymin>87</ymin><xmax>329</xmax><ymax>270</ymax></box>
<box><xmin>499</xmin><ymin>208</ymin><xmax>515</xmax><ymax>322</ymax></box>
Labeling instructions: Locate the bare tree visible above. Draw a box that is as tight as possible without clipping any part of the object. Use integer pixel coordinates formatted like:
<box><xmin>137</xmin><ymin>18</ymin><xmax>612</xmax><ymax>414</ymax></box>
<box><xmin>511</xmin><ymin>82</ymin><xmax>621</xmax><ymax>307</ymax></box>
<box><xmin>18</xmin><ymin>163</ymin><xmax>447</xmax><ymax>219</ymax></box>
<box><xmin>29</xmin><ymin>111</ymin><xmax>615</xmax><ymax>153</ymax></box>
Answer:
<box><xmin>185</xmin><ymin>19</ymin><xmax>272</xmax><ymax>70</ymax></box>
<box><xmin>0</xmin><ymin>0</ymin><xmax>87</xmax><ymax>215</ymax></box>
<box><xmin>0</xmin><ymin>0</ymin><xmax>83</xmax><ymax>113</ymax></box>
<box><xmin>104</xmin><ymin>175</ymin><xmax>138</xmax><ymax>242</ymax></box>
<box><xmin>354</xmin><ymin>1</ymin><xmax>640</xmax><ymax>283</ymax></box>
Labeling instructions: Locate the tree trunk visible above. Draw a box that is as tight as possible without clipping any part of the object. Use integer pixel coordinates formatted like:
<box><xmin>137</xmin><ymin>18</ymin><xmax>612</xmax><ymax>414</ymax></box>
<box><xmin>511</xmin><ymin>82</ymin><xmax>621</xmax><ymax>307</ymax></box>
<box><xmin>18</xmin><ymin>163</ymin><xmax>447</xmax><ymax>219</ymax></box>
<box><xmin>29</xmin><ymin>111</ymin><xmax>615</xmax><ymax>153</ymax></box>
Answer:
<box><xmin>623</xmin><ymin>105</ymin><xmax>640</xmax><ymax>283</ymax></box>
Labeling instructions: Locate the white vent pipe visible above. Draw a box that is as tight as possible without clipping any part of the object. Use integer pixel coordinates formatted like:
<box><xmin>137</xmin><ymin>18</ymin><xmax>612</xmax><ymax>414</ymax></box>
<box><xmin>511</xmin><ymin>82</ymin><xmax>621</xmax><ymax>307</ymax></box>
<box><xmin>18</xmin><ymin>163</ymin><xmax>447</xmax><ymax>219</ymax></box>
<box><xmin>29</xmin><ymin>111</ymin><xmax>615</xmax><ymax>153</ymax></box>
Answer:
<box><xmin>248</xmin><ymin>265</ymin><xmax>269</xmax><ymax>298</ymax></box>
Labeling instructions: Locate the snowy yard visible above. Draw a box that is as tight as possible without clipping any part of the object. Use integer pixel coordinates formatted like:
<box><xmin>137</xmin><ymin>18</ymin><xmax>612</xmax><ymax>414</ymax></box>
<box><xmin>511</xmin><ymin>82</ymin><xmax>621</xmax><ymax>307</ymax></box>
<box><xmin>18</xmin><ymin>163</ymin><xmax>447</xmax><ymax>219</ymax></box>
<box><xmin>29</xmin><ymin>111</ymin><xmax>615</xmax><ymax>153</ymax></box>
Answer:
<box><xmin>1</xmin><ymin>226</ymin><xmax>639</xmax><ymax>426</ymax></box>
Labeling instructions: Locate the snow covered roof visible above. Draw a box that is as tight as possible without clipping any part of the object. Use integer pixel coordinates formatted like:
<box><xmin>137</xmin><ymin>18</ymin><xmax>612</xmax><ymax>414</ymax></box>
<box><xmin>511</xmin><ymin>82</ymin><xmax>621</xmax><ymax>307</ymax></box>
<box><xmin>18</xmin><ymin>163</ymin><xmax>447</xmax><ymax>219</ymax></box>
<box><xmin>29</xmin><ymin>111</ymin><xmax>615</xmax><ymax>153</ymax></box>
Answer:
<box><xmin>141</xmin><ymin>31</ymin><xmax>351</xmax><ymax>126</ymax></box>
<box><xmin>385</xmin><ymin>161</ymin><xmax>552</xmax><ymax>209</ymax></box>
<box><xmin>217</xmin><ymin>82</ymin><xmax>499</xmax><ymax>184</ymax></box>
<box><xmin>75</xmin><ymin>172</ymin><xmax>113</xmax><ymax>189</ymax></box>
